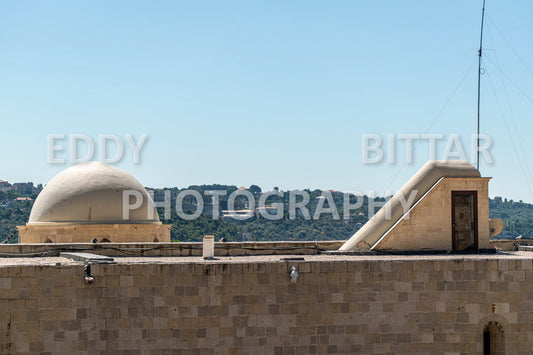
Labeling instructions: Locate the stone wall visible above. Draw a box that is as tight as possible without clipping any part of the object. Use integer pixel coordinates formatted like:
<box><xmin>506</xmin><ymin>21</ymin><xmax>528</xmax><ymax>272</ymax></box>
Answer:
<box><xmin>0</xmin><ymin>241</ymin><xmax>345</xmax><ymax>257</ymax></box>
<box><xmin>18</xmin><ymin>224</ymin><xmax>171</xmax><ymax>244</ymax></box>
<box><xmin>0</xmin><ymin>256</ymin><xmax>532</xmax><ymax>354</ymax></box>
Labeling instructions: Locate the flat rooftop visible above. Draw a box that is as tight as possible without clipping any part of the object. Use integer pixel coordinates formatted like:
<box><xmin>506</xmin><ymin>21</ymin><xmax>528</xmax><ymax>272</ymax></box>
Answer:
<box><xmin>0</xmin><ymin>250</ymin><xmax>533</xmax><ymax>267</ymax></box>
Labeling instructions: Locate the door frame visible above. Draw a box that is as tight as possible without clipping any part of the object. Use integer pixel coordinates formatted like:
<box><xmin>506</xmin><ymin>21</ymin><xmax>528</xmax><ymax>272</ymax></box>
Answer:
<box><xmin>451</xmin><ymin>190</ymin><xmax>479</xmax><ymax>251</ymax></box>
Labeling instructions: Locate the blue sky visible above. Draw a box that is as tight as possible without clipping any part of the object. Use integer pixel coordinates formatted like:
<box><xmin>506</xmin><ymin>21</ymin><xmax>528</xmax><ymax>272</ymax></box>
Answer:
<box><xmin>1</xmin><ymin>1</ymin><xmax>533</xmax><ymax>201</ymax></box>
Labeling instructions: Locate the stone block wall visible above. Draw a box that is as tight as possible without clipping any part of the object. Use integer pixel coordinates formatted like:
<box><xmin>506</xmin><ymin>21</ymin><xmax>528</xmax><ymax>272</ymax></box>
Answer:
<box><xmin>0</xmin><ymin>257</ymin><xmax>532</xmax><ymax>354</ymax></box>
<box><xmin>18</xmin><ymin>224</ymin><xmax>171</xmax><ymax>244</ymax></box>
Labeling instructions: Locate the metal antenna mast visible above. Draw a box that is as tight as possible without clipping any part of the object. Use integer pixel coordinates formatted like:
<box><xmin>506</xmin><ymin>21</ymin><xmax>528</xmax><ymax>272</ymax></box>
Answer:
<box><xmin>477</xmin><ymin>0</ymin><xmax>486</xmax><ymax>170</ymax></box>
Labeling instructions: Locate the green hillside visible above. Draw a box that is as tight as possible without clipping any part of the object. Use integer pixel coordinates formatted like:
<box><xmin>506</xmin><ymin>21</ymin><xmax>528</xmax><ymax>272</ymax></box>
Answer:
<box><xmin>1</xmin><ymin>183</ymin><xmax>531</xmax><ymax>242</ymax></box>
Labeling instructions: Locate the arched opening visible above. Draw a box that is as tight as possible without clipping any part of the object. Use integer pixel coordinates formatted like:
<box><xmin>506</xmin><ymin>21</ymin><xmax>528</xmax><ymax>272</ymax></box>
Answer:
<box><xmin>100</xmin><ymin>238</ymin><xmax>111</xmax><ymax>243</ymax></box>
<box><xmin>44</xmin><ymin>238</ymin><xmax>53</xmax><ymax>243</ymax></box>
<box><xmin>483</xmin><ymin>321</ymin><xmax>504</xmax><ymax>355</ymax></box>
<box><xmin>153</xmin><ymin>237</ymin><xmax>159</xmax><ymax>242</ymax></box>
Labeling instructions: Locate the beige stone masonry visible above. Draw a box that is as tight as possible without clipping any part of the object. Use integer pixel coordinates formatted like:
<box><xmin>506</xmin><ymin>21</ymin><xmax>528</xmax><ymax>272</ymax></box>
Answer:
<box><xmin>0</xmin><ymin>254</ymin><xmax>531</xmax><ymax>353</ymax></box>
<box><xmin>17</xmin><ymin>223</ymin><xmax>170</xmax><ymax>243</ymax></box>
<box><xmin>376</xmin><ymin>177</ymin><xmax>491</xmax><ymax>250</ymax></box>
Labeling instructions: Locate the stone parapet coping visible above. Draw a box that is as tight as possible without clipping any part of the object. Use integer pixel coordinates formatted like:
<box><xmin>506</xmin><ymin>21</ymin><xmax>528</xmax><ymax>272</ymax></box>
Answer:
<box><xmin>0</xmin><ymin>241</ymin><xmax>345</xmax><ymax>258</ymax></box>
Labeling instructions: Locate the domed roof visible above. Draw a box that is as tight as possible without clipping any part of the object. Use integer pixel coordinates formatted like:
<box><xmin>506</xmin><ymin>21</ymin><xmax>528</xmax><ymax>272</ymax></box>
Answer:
<box><xmin>28</xmin><ymin>162</ymin><xmax>161</xmax><ymax>225</ymax></box>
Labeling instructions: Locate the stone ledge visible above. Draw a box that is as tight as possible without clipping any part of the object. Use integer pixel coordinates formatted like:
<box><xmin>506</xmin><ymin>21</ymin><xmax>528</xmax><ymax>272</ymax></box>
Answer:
<box><xmin>518</xmin><ymin>245</ymin><xmax>533</xmax><ymax>252</ymax></box>
<box><xmin>59</xmin><ymin>252</ymin><xmax>115</xmax><ymax>263</ymax></box>
<box><xmin>0</xmin><ymin>241</ymin><xmax>345</xmax><ymax>257</ymax></box>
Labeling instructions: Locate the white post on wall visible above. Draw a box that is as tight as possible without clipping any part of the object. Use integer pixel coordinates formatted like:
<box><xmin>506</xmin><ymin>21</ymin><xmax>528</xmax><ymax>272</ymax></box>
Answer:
<box><xmin>203</xmin><ymin>235</ymin><xmax>215</xmax><ymax>259</ymax></box>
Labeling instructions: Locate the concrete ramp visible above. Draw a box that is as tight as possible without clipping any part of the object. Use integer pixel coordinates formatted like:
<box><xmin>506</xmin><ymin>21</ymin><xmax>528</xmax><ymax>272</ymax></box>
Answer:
<box><xmin>339</xmin><ymin>160</ymin><xmax>480</xmax><ymax>251</ymax></box>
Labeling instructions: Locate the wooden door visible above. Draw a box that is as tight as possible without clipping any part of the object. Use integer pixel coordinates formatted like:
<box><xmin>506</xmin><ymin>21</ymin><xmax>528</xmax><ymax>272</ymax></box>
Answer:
<box><xmin>452</xmin><ymin>191</ymin><xmax>478</xmax><ymax>251</ymax></box>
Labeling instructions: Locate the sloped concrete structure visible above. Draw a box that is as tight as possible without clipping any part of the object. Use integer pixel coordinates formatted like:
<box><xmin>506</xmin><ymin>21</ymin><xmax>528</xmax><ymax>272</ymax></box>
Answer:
<box><xmin>18</xmin><ymin>162</ymin><xmax>170</xmax><ymax>243</ymax></box>
<box><xmin>340</xmin><ymin>160</ymin><xmax>495</xmax><ymax>251</ymax></box>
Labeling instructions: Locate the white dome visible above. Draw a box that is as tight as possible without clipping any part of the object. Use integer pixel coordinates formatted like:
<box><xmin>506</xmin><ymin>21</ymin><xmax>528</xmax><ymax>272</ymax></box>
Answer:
<box><xmin>28</xmin><ymin>162</ymin><xmax>160</xmax><ymax>225</ymax></box>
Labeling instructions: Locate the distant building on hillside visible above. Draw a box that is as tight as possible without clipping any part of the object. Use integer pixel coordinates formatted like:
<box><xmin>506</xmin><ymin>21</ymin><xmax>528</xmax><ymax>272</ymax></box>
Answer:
<box><xmin>12</xmin><ymin>182</ymin><xmax>34</xmax><ymax>195</ymax></box>
<box><xmin>14</xmin><ymin>197</ymin><xmax>33</xmax><ymax>202</ymax></box>
<box><xmin>221</xmin><ymin>209</ymin><xmax>254</xmax><ymax>220</ymax></box>
<box><xmin>0</xmin><ymin>180</ymin><xmax>12</xmax><ymax>192</ymax></box>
